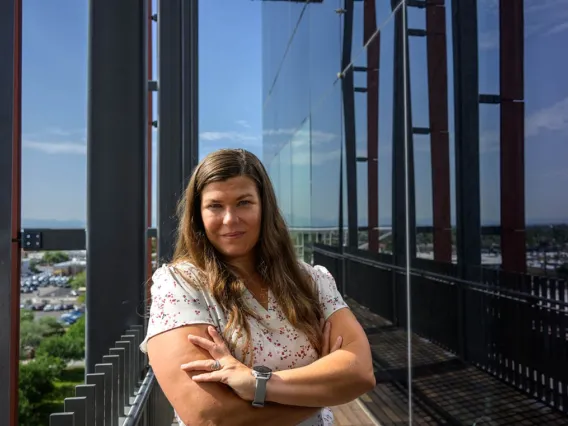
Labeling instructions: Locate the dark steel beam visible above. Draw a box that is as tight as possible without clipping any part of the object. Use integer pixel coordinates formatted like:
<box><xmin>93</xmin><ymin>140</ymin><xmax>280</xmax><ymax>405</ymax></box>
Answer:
<box><xmin>20</xmin><ymin>229</ymin><xmax>86</xmax><ymax>251</ymax></box>
<box><xmin>364</xmin><ymin>0</ymin><xmax>380</xmax><ymax>252</ymax></box>
<box><xmin>499</xmin><ymin>0</ymin><xmax>526</xmax><ymax>273</ymax></box>
<box><xmin>158</xmin><ymin>0</ymin><xmax>183</xmax><ymax>263</ymax></box>
<box><xmin>425</xmin><ymin>0</ymin><xmax>452</xmax><ymax>262</ymax></box>
<box><xmin>147</xmin><ymin>0</ymin><xmax>154</xmax><ymax>292</ymax></box>
<box><xmin>341</xmin><ymin>0</ymin><xmax>359</xmax><ymax>249</ymax></box>
<box><xmin>451</xmin><ymin>0</ymin><xmax>481</xmax><ymax>276</ymax></box>
<box><xmin>86</xmin><ymin>0</ymin><xmax>148</xmax><ymax>373</ymax></box>
<box><xmin>451</xmin><ymin>0</ymin><xmax>481</xmax><ymax>361</ymax></box>
<box><xmin>0</xmin><ymin>0</ymin><xmax>22</xmax><ymax>423</ymax></box>
<box><xmin>392</xmin><ymin>0</ymin><xmax>416</xmax><ymax>268</ymax></box>
<box><xmin>182</xmin><ymin>0</ymin><xmax>199</xmax><ymax>183</ymax></box>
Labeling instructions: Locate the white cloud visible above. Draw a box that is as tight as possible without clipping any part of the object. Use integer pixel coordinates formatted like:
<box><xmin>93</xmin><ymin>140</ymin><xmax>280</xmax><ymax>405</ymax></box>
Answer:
<box><xmin>235</xmin><ymin>120</ymin><xmax>251</xmax><ymax>129</ymax></box>
<box><xmin>526</xmin><ymin>96</ymin><xmax>568</xmax><ymax>137</ymax></box>
<box><xmin>263</xmin><ymin>127</ymin><xmax>338</xmax><ymax>144</ymax></box>
<box><xmin>23</xmin><ymin>140</ymin><xmax>86</xmax><ymax>155</ymax></box>
<box><xmin>479</xmin><ymin>0</ymin><xmax>568</xmax><ymax>49</ymax></box>
<box><xmin>479</xmin><ymin>31</ymin><xmax>499</xmax><ymax>51</ymax></box>
<box><xmin>199</xmin><ymin>131</ymin><xmax>260</xmax><ymax>146</ymax></box>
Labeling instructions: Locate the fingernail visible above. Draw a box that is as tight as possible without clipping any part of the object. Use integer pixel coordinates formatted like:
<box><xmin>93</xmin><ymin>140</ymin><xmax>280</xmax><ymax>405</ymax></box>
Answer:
<box><xmin>326</xmin><ymin>322</ymin><xmax>330</xmax><ymax>329</ymax></box>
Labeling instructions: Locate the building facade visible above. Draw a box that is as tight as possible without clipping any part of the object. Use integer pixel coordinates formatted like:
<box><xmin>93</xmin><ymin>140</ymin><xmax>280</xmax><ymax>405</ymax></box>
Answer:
<box><xmin>262</xmin><ymin>0</ymin><xmax>568</xmax><ymax>423</ymax></box>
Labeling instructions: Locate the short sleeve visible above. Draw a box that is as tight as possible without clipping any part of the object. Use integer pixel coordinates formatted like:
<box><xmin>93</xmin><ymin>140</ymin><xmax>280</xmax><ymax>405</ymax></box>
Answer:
<box><xmin>140</xmin><ymin>263</ymin><xmax>216</xmax><ymax>353</ymax></box>
<box><xmin>305</xmin><ymin>263</ymin><xmax>349</xmax><ymax>319</ymax></box>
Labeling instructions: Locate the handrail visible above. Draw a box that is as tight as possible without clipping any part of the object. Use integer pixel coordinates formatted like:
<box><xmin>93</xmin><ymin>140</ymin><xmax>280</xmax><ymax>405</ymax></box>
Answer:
<box><xmin>313</xmin><ymin>245</ymin><xmax>568</xmax><ymax>310</ymax></box>
<box><xmin>123</xmin><ymin>369</ymin><xmax>156</xmax><ymax>426</ymax></box>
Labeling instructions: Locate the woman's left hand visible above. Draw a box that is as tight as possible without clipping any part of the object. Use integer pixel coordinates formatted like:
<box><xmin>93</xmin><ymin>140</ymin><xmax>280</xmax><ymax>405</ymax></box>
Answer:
<box><xmin>181</xmin><ymin>326</ymin><xmax>255</xmax><ymax>401</ymax></box>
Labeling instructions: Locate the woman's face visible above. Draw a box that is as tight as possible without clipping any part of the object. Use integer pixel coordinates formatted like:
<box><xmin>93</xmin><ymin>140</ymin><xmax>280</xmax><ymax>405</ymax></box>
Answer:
<box><xmin>200</xmin><ymin>176</ymin><xmax>262</xmax><ymax>260</ymax></box>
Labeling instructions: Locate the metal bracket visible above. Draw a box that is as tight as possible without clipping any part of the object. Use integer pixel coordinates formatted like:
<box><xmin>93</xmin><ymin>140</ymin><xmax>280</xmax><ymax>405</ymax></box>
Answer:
<box><xmin>479</xmin><ymin>94</ymin><xmax>501</xmax><ymax>104</ymax></box>
<box><xmin>151</xmin><ymin>14</ymin><xmax>158</xmax><ymax>22</ymax></box>
<box><xmin>148</xmin><ymin>80</ymin><xmax>158</xmax><ymax>92</ymax></box>
<box><xmin>413</xmin><ymin>127</ymin><xmax>431</xmax><ymax>135</ymax></box>
<box><xmin>408</xmin><ymin>28</ymin><xmax>427</xmax><ymax>37</ymax></box>
<box><xmin>152</xmin><ymin>120</ymin><xmax>158</xmax><ymax>128</ymax></box>
<box><xmin>354</xmin><ymin>87</ymin><xmax>368</xmax><ymax>93</ymax></box>
<box><xmin>21</xmin><ymin>230</ymin><xmax>42</xmax><ymax>250</ymax></box>
<box><xmin>407</xmin><ymin>0</ymin><xmax>427</xmax><ymax>8</ymax></box>
<box><xmin>335</xmin><ymin>8</ymin><xmax>346</xmax><ymax>14</ymax></box>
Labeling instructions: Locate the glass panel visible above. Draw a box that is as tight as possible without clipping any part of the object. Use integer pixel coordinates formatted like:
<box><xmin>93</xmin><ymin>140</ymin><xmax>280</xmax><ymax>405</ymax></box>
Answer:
<box><xmin>199</xmin><ymin>0</ymin><xmax>262</xmax><ymax>158</ymax></box>
<box><xmin>279</xmin><ymin>142</ymin><xmax>292</xmax><ymax>225</ymax></box>
<box><xmin>291</xmin><ymin>119</ymin><xmax>311</xmax><ymax>229</ymax></box>
<box><xmin>408</xmin><ymin>0</ymin><xmax>568</xmax><ymax>424</ymax></box>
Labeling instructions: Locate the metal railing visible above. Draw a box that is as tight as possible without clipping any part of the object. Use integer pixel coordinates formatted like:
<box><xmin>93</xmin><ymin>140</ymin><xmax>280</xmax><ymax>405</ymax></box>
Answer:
<box><xmin>314</xmin><ymin>244</ymin><xmax>568</xmax><ymax>416</ymax></box>
<box><xmin>49</xmin><ymin>325</ymin><xmax>174</xmax><ymax>426</ymax></box>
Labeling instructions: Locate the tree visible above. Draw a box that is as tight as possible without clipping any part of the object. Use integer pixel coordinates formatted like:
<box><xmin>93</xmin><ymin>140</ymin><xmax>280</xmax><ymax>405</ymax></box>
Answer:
<box><xmin>20</xmin><ymin>309</ymin><xmax>35</xmax><ymax>323</ymax></box>
<box><xmin>38</xmin><ymin>316</ymin><xmax>65</xmax><ymax>338</ymax></box>
<box><xmin>36</xmin><ymin>335</ymin><xmax>83</xmax><ymax>362</ymax></box>
<box><xmin>66</xmin><ymin>316</ymin><xmax>85</xmax><ymax>343</ymax></box>
<box><xmin>70</xmin><ymin>271</ymin><xmax>86</xmax><ymax>290</ymax></box>
<box><xmin>20</xmin><ymin>320</ymin><xmax>47</xmax><ymax>356</ymax></box>
<box><xmin>18</xmin><ymin>355</ymin><xmax>65</xmax><ymax>424</ymax></box>
<box><xmin>35</xmin><ymin>316</ymin><xmax>86</xmax><ymax>362</ymax></box>
<box><xmin>41</xmin><ymin>251</ymin><xmax>70</xmax><ymax>265</ymax></box>
<box><xmin>19</xmin><ymin>355</ymin><xmax>64</xmax><ymax>404</ymax></box>
<box><xmin>29</xmin><ymin>259</ymin><xmax>41</xmax><ymax>273</ymax></box>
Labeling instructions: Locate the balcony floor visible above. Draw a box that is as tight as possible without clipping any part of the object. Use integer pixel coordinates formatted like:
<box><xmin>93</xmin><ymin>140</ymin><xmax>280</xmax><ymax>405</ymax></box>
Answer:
<box><xmin>348</xmin><ymin>298</ymin><xmax>568</xmax><ymax>426</ymax></box>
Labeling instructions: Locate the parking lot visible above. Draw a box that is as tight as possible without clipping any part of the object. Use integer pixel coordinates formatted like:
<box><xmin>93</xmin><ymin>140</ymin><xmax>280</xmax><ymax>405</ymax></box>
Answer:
<box><xmin>21</xmin><ymin>286</ymin><xmax>78</xmax><ymax>317</ymax></box>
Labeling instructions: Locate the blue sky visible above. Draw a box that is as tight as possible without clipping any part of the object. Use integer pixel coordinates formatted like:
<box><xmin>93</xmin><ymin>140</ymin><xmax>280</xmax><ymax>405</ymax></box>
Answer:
<box><xmin>21</xmin><ymin>0</ymin><xmax>262</xmax><ymax>227</ymax></box>
<box><xmin>20</xmin><ymin>0</ymin><xmax>568</xmax><ymax>229</ymax></box>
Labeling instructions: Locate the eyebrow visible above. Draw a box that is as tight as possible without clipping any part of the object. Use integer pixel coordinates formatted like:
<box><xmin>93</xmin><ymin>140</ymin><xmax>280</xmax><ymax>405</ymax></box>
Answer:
<box><xmin>205</xmin><ymin>193</ymin><xmax>255</xmax><ymax>203</ymax></box>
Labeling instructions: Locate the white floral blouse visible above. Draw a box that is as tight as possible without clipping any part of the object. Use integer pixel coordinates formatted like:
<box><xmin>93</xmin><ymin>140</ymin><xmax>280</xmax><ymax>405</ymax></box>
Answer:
<box><xmin>140</xmin><ymin>260</ymin><xmax>349</xmax><ymax>426</ymax></box>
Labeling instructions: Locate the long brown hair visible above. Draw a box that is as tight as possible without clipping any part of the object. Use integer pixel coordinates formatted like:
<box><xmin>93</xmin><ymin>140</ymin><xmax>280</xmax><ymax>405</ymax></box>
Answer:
<box><xmin>172</xmin><ymin>148</ymin><xmax>324</xmax><ymax>363</ymax></box>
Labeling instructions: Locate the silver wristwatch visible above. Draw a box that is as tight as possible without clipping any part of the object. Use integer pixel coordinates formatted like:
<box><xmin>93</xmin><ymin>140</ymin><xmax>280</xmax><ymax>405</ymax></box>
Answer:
<box><xmin>251</xmin><ymin>365</ymin><xmax>272</xmax><ymax>408</ymax></box>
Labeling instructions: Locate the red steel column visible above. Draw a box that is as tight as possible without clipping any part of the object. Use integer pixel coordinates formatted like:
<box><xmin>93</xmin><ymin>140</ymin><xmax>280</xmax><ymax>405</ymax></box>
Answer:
<box><xmin>499</xmin><ymin>0</ymin><xmax>526</xmax><ymax>273</ymax></box>
<box><xmin>365</xmin><ymin>0</ymin><xmax>379</xmax><ymax>252</ymax></box>
<box><xmin>426</xmin><ymin>0</ymin><xmax>452</xmax><ymax>262</ymax></box>
<box><xmin>10</xmin><ymin>0</ymin><xmax>22</xmax><ymax>423</ymax></box>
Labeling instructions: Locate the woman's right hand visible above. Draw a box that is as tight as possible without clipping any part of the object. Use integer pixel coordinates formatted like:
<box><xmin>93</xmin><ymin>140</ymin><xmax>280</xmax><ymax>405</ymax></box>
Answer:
<box><xmin>320</xmin><ymin>317</ymin><xmax>343</xmax><ymax>357</ymax></box>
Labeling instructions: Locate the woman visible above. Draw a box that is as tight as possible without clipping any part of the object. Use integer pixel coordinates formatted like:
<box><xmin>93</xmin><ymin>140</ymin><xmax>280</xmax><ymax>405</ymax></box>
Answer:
<box><xmin>140</xmin><ymin>149</ymin><xmax>375</xmax><ymax>426</ymax></box>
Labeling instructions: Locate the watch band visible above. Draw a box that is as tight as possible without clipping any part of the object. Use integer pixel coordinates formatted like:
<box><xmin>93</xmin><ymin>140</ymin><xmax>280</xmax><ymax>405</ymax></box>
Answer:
<box><xmin>252</xmin><ymin>376</ymin><xmax>269</xmax><ymax>408</ymax></box>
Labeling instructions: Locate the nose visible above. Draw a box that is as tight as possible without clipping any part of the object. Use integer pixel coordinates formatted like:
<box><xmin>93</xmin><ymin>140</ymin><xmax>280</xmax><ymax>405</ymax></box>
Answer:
<box><xmin>222</xmin><ymin>207</ymin><xmax>239</xmax><ymax>225</ymax></box>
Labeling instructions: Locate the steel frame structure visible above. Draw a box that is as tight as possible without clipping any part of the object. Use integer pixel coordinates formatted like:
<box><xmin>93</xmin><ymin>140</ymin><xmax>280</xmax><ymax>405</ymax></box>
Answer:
<box><xmin>86</xmin><ymin>0</ymin><xmax>149</xmax><ymax>372</ymax></box>
<box><xmin>425</xmin><ymin>0</ymin><xmax>452</xmax><ymax>262</ymax></box>
<box><xmin>364</xmin><ymin>0</ymin><xmax>380</xmax><ymax>253</ymax></box>
<box><xmin>0</xmin><ymin>1</ymin><xmax>199</xmax><ymax>422</ymax></box>
<box><xmin>0</xmin><ymin>1</ymin><xmax>22</xmax><ymax>424</ymax></box>
<box><xmin>499</xmin><ymin>0</ymin><xmax>526</xmax><ymax>273</ymax></box>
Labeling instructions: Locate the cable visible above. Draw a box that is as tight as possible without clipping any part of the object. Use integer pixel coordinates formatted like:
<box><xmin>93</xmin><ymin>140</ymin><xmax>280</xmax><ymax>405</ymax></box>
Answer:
<box><xmin>400</xmin><ymin>1</ymin><xmax>413</xmax><ymax>423</ymax></box>
<box><xmin>262</xmin><ymin>1</ymin><xmax>311</xmax><ymax>110</ymax></box>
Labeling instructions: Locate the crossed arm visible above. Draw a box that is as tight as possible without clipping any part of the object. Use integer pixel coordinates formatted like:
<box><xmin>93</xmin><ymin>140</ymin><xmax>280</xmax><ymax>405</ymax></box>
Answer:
<box><xmin>147</xmin><ymin>308</ymin><xmax>375</xmax><ymax>426</ymax></box>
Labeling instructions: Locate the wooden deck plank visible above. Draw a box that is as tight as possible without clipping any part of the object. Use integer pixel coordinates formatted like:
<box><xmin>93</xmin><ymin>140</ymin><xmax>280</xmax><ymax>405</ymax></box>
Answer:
<box><xmin>330</xmin><ymin>400</ymin><xmax>377</xmax><ymax>426</ymax></box>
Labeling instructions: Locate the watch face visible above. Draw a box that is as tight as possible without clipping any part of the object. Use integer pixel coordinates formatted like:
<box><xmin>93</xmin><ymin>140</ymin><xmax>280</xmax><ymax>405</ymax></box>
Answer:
<box><xmin>253</xmin><ymin>365</ymin><xmax>272</xmax><ymax>374</ymax></box>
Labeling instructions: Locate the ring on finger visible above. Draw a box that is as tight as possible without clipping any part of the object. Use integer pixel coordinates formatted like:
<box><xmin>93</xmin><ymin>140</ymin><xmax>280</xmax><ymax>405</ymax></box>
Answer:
<box><xmin>211</xmin><ymin>360</ymin><xmax>221</xmax><ymax>371</ymax></box>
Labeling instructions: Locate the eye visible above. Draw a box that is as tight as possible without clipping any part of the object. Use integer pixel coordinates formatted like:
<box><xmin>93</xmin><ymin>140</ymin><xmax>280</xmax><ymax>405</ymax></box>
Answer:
<box><xmin>207</xmin><ymin>203</ymin><xmax>222</xmax><ymax>210</ymax></box>
<box><xmin>238</xmin><ymin>200</ymin><xmax>252</xmax><ymax>206</ymax></box>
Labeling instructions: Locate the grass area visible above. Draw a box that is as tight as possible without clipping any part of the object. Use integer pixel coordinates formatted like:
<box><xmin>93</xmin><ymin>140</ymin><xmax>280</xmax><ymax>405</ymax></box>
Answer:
<box><xmin>36</xmin><ymin>366</ymin><xmax>85</xmax><ymax>422</ymax></box>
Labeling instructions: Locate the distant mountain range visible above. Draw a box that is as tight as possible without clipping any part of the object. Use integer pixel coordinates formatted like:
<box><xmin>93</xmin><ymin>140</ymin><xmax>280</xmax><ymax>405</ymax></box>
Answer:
<box><xmin>22</xmin><ymin>219</ymin><xmax>86</xmax><ymax>229</ymax></box>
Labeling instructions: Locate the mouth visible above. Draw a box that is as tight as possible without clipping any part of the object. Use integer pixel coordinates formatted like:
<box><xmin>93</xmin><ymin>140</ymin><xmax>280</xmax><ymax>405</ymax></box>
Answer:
<box><xmin>222</xmin><ymin>232</ymin><xmax>245</xmax><ymax>238</ymax></box>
